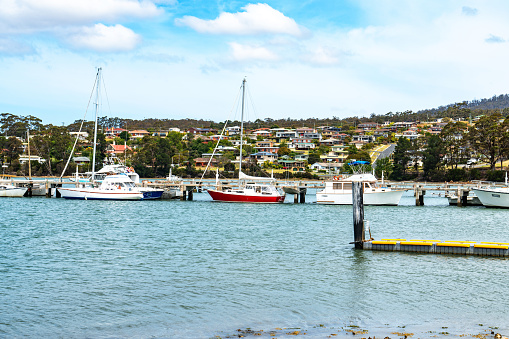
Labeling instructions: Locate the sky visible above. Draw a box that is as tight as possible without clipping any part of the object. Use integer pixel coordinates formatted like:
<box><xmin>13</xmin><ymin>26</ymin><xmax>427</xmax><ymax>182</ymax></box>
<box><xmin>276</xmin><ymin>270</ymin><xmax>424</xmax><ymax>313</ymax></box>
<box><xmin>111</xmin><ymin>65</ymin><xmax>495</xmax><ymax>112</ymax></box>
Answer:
<box><xmin>2</xmin><ymin>0</ymin><xmax>509</xmax><ymax>125</ymax></box>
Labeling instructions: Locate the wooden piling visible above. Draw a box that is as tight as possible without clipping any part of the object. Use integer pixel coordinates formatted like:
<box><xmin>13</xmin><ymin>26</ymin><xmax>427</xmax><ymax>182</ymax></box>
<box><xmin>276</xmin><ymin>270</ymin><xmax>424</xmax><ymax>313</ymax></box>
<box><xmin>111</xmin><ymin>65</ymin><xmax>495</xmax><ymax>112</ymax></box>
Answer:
<box><xmin>188</xmin><ymin>189</ymin><xmax>193</xmax><ymax>201</ymax></box>
<box><xmin>352</xmin><ymin>181</ymin><xmax>365</xmax><ymax>249</ymax></box>
<box><xmin>294</xmin><ymin>194</ymin><xmax>299</xmax><ymax>203</ymax></box>
<box><xmin>299</xmin><ymin>190</ymin><xmax>305</xmax><ymax>203</ymax></box>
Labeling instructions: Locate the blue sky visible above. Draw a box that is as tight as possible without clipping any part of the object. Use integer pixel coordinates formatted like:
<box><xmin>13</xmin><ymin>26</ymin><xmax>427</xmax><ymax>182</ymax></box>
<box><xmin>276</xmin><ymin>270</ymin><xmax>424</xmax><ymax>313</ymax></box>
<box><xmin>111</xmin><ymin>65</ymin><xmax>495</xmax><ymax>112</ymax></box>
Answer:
<box><xmin>1</xmin><ymin>0</ymin><xmax>509</xmax><ymax>125</ymax></box>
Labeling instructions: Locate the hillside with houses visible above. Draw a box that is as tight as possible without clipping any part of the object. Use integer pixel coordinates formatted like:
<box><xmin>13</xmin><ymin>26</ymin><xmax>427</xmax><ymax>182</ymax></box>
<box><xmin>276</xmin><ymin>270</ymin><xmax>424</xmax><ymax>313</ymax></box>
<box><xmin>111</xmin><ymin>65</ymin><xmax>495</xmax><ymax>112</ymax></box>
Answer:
<box><xmin>2</xmin><ymin>94</ymin><xmax>509</xmax><ymax>182</ymax></box>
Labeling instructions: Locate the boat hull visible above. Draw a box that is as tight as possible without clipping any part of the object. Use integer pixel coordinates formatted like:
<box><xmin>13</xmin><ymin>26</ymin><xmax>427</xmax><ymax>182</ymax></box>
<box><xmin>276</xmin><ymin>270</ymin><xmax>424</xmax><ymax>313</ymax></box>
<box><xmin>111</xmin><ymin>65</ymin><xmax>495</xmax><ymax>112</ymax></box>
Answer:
<box><xmin>208</xmin><ymin>189</ymin><xmax>285</xmax><ymax>203</ymax></box>
<box><xmin>58</xmin><ymin>187</ymin><xmax>143</xmax><ymax>200</ymax></box>
<box><xmin>472</xmin><ymin>188</ymin><xmax>509</xmax><ymax>208</ymax></box>
<box><xmin>316</xmin><ymin>189</ymin><xmax>404</xmax><ymax>205</ymax></box>
<box><xmin>141</xmin><ymin>189</ymin><xmax>164</xmax><ymax>200</ymax></box>
<box><xmin>0</xmin><ymin>185</ymin><xmax>28</xmax><ymax>197</ymax></box>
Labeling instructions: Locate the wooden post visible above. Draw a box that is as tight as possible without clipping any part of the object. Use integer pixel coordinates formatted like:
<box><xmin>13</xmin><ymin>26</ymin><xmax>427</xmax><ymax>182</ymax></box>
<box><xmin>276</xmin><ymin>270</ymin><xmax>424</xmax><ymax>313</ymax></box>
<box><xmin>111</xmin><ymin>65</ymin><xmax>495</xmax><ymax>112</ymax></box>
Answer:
<box><xmin>188</xmin><ymin>189</ymin><xmax>193</xmax><ymax>201</ymax></box>
<box><xmin>294</xmin><ymin>194</ymin><xmax>298</xmax><ymax>203</ymax></box>
<box><xmin>299</xmin><ymin>190</ymin><xmax>305</xmax><ymax>203</ymax></box>
<box><xmin>415</xmin><ymin>185</ymin><xmax>420</xmax><ymax>206</ymax></box>
<box><xmin>462</xmin><ymin>189</ymin><xmax>469</xmax><ymax>206</ymax></box>
<box><xmin>419</xmin><ymin>189</ymin><xmax>425</xmax><ymax>205</ymax></box>
<box><xmin>456</xmin><ymin>187</ymin><xmax>462</xmax><ymax>207</ymax></box>
<box><xmin>181</xmin><ymin>189</ymin><xmax>187</xmax><ymax>201</ymax></box>
<box><xmin>352</xmin><ymin>181</ymin><xmax>364</xmax><ymax>249</ymax></box>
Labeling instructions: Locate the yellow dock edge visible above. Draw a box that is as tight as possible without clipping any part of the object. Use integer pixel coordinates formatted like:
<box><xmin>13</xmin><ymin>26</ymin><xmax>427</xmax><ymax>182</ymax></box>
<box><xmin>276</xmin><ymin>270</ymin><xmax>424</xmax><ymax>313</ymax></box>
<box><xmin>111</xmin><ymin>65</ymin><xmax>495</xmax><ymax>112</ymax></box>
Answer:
<box><xmin>474</xmin><ymin>244</ymin><xmax>509</xmax><ymax>249</ymax></box>
<box><xmin>400</xmin><ymin>241</ymin><xmax>434</xmax><ymax>246</ymax></box>
<box><xmin>381</xmin><ymin>238</ymin><xmax>406</xmax><ymax>241</ymax></box>
<box><xmin>409</xmin><ymin>239</ymin><xmax>440</xmax><ymax>242</ymax></box>
<box><xmin>436</xmin><ymin>243</ymin><xmax>471</xmax><ymax>248</ymax></box>
<box><xmin>372</xmin><ymin>241</ymin><xmax>397</xmax><ymax>245</ymax></box>
<box><xmin>481</xmin><ymin>242</ymin><xmax>509</xmax><ymax>245</ymax></box>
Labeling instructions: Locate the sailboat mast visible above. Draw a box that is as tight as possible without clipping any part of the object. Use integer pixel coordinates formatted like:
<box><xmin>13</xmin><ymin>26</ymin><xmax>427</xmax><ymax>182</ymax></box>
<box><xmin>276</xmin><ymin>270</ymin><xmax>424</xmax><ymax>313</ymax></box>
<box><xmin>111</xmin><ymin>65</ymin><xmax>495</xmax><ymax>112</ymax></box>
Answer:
<box><xmin>91</xmin><ymin>67</ymin><xmax>101</xmax><ymax>181</ymax></box>
<box><xmin>27</xmin><ymin>128</ymin><xmax>31</xmax><ymax>180</ymax></box>
<box><xmin>238</xmin><ymin>78</ymin><xmax>246</xmax><ymax>183</ymax></box>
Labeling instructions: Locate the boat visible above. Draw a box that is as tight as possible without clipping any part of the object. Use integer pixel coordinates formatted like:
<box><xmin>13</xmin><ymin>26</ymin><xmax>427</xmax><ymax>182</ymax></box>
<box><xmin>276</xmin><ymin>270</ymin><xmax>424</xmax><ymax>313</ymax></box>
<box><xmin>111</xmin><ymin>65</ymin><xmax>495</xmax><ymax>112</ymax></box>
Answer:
<box><xmin>470</xmin><ymin>173</ymin><xmax>509</xmax><ymax>208</ymax></box>
<box><xmin>316</xmin><ymin>168</ymin><xmax>405</xmax><ymax>205</ymax></box>
<box><xmin>0</xmin><ymin>184</ymin><xmax>28</xmax><ymax>197</ymax></box>
<box><xmin>446</xmin><ymin>191</ymin><xmax>482</xmax><ymax>206</ymax></box>
<box><xmin>57</xmin><ymin>68</ymin><xmax>144</xmax><ymax>201</ymax></box>
<box><xmin>472</xmin><ymin>186</ymin><xmax>509</xmax><ymax>208</ymax></box>
<box><xmin>58</xmin><ymin>174</ymin><xmax>143</xmax><ymax>200</ymax></box>
<box><xmin>208</xmin><ymin>171</ymin><xmax>285</xmax><ymax>203</ymax></box>
<box><xmin>206</xmin><ymin>79</ymin><xmax>285</xmax><ymax>203</ymax></box>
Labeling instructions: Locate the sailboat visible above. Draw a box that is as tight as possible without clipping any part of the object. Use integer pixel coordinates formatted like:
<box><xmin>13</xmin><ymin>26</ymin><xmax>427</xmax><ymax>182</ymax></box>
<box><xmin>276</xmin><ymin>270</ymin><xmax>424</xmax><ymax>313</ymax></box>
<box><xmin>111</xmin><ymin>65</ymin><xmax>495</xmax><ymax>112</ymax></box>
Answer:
<box><xmin>58</xmin><ymin>68</ymin><xmax>143</xmax><ymax>201</ymax></box>
<box><xmin>207</xmin><ymin>79</ymin><xmax>285</xmax><ymax>203</ymax></box>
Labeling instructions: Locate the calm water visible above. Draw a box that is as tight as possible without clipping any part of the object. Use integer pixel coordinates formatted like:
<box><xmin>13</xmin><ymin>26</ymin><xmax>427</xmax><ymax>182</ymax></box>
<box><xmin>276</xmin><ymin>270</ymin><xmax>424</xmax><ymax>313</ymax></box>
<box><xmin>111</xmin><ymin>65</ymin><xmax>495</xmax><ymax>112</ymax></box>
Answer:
<box><xmin>1</xmin><ymin>192</ymin><xmax>508</xmax><ymax>338</ymax></box>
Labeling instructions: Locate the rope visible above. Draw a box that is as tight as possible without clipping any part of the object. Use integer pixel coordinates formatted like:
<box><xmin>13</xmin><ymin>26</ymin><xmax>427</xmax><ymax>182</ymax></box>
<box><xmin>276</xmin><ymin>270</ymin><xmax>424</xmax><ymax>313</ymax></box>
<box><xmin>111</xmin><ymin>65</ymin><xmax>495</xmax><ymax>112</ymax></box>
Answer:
<box><xmin>59</xmin><ymin>70</ymin><xmax>98</xmax><ymax>179</ymax></box>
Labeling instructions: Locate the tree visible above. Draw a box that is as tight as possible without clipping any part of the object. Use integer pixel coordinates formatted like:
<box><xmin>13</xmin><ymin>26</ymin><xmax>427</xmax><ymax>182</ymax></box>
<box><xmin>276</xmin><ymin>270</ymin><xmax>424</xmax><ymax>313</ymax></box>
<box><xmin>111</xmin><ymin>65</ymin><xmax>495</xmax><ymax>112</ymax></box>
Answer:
<box><xmin>440</xmin><ymin>121</ymin><xmax>468</xmax><ymax>169</ymax></box>
<box><xmin>469</xmin><ymin>114</ymin><xmax>504</xmax><ymax>170</ymax></box>
<box><xmin>422</xmin><ymin>135</ymin><xmax>444</xmax><ymax>178</ymax></box>
<box><xmin>390</xmin><ymin>137</ymin><xmax>412</xmax><ymax>180</ymax></box>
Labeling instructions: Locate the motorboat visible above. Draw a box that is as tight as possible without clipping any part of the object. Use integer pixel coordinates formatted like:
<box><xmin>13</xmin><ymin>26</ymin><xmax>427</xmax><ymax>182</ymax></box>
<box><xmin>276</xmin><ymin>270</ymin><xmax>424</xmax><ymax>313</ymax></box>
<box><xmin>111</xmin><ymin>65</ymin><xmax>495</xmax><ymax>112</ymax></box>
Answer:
<box><xmin>316</xmin><ymin>172</ymin><xmax>404</xmax><ymax>205</ymax></box>
<box><xmin>472</xmin><ymin>186</ymin><xmax>509</xmax><ymax>208</ymax></box>
<box><xmin>58</xmin><ymin>174</ymin><xmax>143</xmax><ymax>200</ymax></box>
<box><xmin>0</xmin><ymin>184</ymin><xmax>28</xmax><ymax>197</ymax></box>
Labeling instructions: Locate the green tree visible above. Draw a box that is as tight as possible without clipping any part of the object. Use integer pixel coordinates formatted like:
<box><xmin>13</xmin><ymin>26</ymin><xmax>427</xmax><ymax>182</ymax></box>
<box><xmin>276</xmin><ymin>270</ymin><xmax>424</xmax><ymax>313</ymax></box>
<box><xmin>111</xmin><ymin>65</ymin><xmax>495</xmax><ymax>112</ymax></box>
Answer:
<box><xmin>390</xmin><ymin>137</ymin><xmax>412</xmax><ymax>180</ymax></box>
<box><xmin>422</xmin><ymin>135</ymin><xmax>444</xmax><ymax>179</ymax></box>
<box><xmin>469</xmin><ymin>114</ymin><xmax>504</xmax><ymax>170</ymax></box>
<box><xmin>440</xmin><ymin>121</ymin><xmax>468</xmax><ymax>169</ymax></box>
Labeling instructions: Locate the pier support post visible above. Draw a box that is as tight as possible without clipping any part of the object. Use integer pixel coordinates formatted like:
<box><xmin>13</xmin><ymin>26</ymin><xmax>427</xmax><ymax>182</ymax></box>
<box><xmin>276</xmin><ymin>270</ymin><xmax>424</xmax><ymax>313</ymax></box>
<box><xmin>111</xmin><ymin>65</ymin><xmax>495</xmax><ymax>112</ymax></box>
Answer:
<box><xmin>181</xmin><ymin>189</ymin><xmax>187</xmax><ymax>201</ymax></box>
<box><xmin>299</xmin><ymin>190</ymin><xmax>306</xmax><ymax>203</ymax></box>
<box><xmin>352</xmin><ymin>181</ymin><xmax>365</xmax><ymax>249</ymax></box>
<box><xmin>462</xmin><ymin>189</ymin><xmax>468</xmax><ymax>206</ymax></box>
<box><xmin>294</xmin><ymin>194</ymin><xmax>298</xmax><ymax>203</ymax></box>
<box><xmin>456</xmin><ymin>188</ymin><xmax>462</xmax><ymax>207</ymax></box>
<box><xmin>415</xmin><ymin>186</ymin><xmax>424</xmax><ymax>206</ymax></box>
<box><xmin>188</xmin><ymin>189</ymin><xmax>193</xmax><ymax>201</ymax></box>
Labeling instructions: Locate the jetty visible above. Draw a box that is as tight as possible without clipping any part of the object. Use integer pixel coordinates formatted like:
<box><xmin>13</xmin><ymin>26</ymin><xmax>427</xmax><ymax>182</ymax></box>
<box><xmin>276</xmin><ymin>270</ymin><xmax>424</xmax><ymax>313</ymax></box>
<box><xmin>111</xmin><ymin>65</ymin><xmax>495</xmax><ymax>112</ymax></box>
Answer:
<box><xmin>351</xmin><ymin>181</ymin><xmax>509</xmax><ymax>257</ymax></box>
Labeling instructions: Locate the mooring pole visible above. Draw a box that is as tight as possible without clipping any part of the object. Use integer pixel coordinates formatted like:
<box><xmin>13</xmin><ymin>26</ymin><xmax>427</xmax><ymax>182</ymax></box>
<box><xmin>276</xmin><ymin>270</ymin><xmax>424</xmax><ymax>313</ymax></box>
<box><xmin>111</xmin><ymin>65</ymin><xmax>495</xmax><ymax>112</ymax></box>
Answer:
<box><xmin>352</xmin><ymin>181</ymin><xmax>365</xmax><ymax>249</ymax></box>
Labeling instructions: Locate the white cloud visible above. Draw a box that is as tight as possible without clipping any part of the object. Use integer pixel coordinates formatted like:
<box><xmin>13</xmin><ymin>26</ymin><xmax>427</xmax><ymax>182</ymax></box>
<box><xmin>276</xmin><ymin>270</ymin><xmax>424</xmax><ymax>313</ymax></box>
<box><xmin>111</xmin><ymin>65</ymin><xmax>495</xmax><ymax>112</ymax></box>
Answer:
<box><xmin>0</xmin><ymin>37</ymin><xmax>34</xmax><ymax>55</ymax></box>
<box><xmin>229</xmin><ymin>42</ymin><xmax>278</xmax><ymax>61</ymax></box>
<box><xmin>0</xmin><ymin>0</ymin><xmax>161</xmax><ymax>34</ymax></box>
<box><xmin>175</xmin><ymin>3</ymin><xmax>306</xmax><ymax>37</ymax></box>
<box><xmin>304</xmin><ymin>46</ymin><xmax>342</xmax><ymax>66</ymax></box>
<box><xmin>66</xmin><ymin>24</ymin><xmax>142</xmax><ymax>52</ymax></box>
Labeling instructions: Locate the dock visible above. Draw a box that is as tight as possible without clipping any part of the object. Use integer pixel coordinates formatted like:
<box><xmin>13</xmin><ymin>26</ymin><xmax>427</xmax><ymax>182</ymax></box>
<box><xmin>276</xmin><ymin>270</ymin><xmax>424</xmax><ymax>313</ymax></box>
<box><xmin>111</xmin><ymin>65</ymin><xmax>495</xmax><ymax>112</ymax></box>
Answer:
<box><xmin>350</xmin><ymin>181</ymin><xmax>509</xmax><ymax>258</ymax></box>
<box><xmin>364</xmin><ymin>239</ymin><xmax>509</xmax><ymax>257</ymax></box>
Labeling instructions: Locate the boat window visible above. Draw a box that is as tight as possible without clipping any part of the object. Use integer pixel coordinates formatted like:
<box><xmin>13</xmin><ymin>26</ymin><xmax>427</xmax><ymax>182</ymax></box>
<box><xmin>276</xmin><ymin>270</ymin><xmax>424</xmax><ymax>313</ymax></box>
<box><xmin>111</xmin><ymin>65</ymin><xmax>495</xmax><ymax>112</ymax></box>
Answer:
<box><xmin>333</xmin><ymin>183</ymin><xmax>342</xmax><ymax>190</ymax></box>
<box><xmin>261</xmin><ymin>186</ymin><xmax>269</xmax><ymax>192</ymax></box>
<box><xmin>343</xmin><ymin>182</ymin><xmax>352</xmax><ymax>191</ymax></box>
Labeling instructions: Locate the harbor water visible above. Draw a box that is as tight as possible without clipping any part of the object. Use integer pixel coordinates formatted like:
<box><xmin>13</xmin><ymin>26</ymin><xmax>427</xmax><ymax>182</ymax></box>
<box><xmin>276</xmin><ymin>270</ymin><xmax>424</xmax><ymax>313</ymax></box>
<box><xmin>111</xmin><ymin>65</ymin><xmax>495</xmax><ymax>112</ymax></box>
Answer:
<box><xmin>1</xmin><ymin>191</ymin><xmax>508</xmax><ymax>338</ymax></box>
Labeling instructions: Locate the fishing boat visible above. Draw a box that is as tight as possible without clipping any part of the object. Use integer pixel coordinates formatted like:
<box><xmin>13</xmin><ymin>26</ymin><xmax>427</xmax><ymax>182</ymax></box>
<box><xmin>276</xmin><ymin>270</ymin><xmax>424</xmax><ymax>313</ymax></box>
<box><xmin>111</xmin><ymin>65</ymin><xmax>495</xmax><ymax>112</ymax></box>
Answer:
<box><xmin>0</xmin><ymin>184</ymin><xmax>28</xmax><ymax>197</ymax></box>
<box><xmin>58</xmin><ymin>68</ymin><xmax>144</xmax><ymax>201</ymax></box>
<box><xmin>206</xmin><ymin>79</ymin><xmax>285</xmax><ymax>203</ymax></box>
<box><xmin>316</xmin><ymin>163</ymin><xmax>404</xmax><ymax>205</ymax></box>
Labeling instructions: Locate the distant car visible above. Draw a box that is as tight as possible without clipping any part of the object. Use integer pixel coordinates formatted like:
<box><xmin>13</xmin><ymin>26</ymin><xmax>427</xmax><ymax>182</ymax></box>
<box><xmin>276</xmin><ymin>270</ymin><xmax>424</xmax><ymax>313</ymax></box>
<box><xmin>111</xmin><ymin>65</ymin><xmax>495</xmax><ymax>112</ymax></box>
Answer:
<box><xmin>467</xmin><ymin>158</ymin><xmax>478</xmax><ymax>165</ymax></box>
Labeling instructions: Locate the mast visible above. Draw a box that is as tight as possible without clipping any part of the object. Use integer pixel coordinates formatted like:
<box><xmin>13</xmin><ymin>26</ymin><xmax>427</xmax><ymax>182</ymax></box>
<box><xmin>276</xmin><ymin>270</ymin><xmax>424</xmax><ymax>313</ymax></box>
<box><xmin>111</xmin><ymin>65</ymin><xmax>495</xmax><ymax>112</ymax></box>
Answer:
<box><xmin>27</xmin><ymin>128</ymin><xmax>31</xmax><ymax>180</ymax></box>
<box><xmin>238</xmin><ymin>78</ymin><xmax>246</xmax><ymax>184</ymax></box>
<box><xmin>91</xmin><ymin>67</ymin><xmax>101</xmax><ymax>182</ymax></box>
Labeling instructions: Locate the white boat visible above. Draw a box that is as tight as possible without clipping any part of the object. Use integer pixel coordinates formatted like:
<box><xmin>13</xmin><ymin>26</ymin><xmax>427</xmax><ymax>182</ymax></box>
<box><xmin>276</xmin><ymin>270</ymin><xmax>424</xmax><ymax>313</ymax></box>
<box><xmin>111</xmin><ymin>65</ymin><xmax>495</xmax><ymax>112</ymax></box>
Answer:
<box><xmin>206</xmin><ymin>79</ymin><xmax>285</xmax><ymax>204</ymax></box>
<box><xmin>58</xmin><ymin>68</ymin><xmax>144</xmax><ymax>201</ymax></box>
<box><xmin>472</xmin><ymin>186</ymin><xmax>509</xmax><ymax>208</ymax></box>
<box><xmin>316</xmin><ymin>172</ymin><xmax>404</xmax><ymax>205</ymax></box>
<box><xmin>0</xmin><ymin>184</ymin><xmax>28</xmax><ymax>197</ymax></box>
<box><xmin>58</xmin><ymin>174</ymin><xmax>143</xmax><ymax>200</ymax></box>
